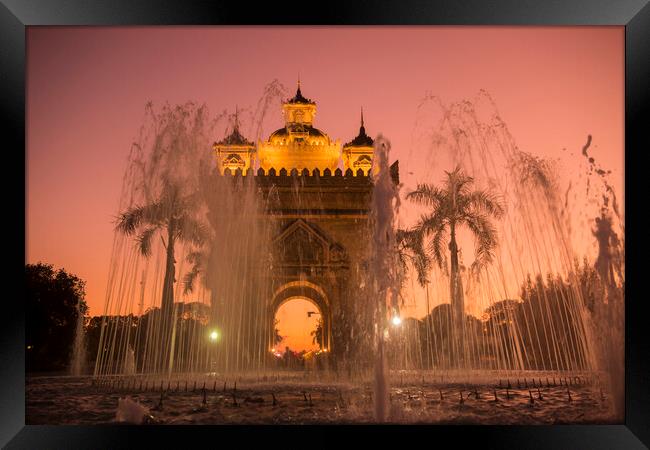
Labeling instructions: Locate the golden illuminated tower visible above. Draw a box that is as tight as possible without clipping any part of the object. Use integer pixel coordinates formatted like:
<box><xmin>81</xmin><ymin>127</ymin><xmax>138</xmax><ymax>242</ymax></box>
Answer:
<box><xmin>257</xmin><ymin>82</ymin><xmax>341</xmax><ymax>173</ymax></box>
<box><xmin>213</xmin><ymin>109</ymin><xmax>256</xmax><ymax>175</ymax></box>
<box><xmin>343</xmin><ymin>108</ymin><xmax>375</xmax><ymax>176</ymax></box>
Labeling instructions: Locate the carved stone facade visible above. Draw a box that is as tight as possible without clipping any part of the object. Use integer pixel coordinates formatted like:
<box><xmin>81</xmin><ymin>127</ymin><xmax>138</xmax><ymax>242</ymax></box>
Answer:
<box><xmin>259</xmin><ymin>171</ymin><xmax>373</xmax><ymax>360</ymax></box>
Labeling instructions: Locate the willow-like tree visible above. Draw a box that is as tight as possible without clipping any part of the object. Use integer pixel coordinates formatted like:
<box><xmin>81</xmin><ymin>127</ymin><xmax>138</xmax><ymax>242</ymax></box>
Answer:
<box><xmin>405</xmin><ymin>166</ymin><xmax>504</xmax><ymax>364</ymax></box>
<box><xmin>116</xmin><ymin>182</ymin><xmax>206</xmax><ymax>371</ymax></box>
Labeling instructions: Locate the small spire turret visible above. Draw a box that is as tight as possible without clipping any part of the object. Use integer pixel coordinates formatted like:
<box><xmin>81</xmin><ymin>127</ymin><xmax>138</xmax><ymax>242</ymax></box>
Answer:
<box><xmin>344</xmin><ymin>107</ymin><xmax>373</xmax><ymax>148</ymax></box>
<box><xmin>286</xmin><ymin>77</ymin><xmax>314</xmax><ymax>105</ymax></box>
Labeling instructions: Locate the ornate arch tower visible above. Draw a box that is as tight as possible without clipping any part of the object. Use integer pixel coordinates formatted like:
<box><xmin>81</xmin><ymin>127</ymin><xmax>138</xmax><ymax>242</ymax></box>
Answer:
<box><xmin>213</xmin><ymin>110</ymin><xmax>256</xmax><ymax>175</ymax></box>
<box><xmin>343</xmin><ymin>108</ymin><xmax>376</xmax><ymax>176</ymax></box>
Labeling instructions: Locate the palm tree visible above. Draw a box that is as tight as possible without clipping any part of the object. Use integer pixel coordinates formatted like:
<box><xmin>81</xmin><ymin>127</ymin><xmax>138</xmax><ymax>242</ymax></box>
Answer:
<box><xmin>311</xmin><ymin>319</ymin><xmax>323</xmax><ymax>348</ymax></box>
<box><xmin>116</xmin><ymin>182</ymin><xmax>206</xmax><ymax>317</ymax></box>
<box><xmin>396</xmin><ymin>228</ymin><xmax>431</xmax><ymax>287</ymax></box>
<box><xmin>116</xmin><ymin>182</ymin><xmax>206</xmax><ymax>371</ymax></box>
<box><xmin>182</xmin><ymin>250</ymin><xmax>205</xmax><ymax>295</ymax></box>
<box><xmin>405</xmin><ymin>166</ymin><xmax>504</xmax><ymax>364</ymax></box>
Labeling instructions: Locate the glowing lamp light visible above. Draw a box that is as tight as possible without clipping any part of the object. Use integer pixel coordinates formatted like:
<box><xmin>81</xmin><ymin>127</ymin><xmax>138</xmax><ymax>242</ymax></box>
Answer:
<box><xmin>209</xmin><ymin>330</ymin><xmax>219</xmax><ymax>342</ymax></box>
<box><xmin>391</xmin><ymin>316</ymin><xmax>402</xmax><ymax>326</ymax></box>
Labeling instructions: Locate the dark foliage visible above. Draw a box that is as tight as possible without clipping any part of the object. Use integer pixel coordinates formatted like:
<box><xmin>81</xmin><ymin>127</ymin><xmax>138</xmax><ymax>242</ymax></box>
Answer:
<box><xmin>388</xmin><ymin>261</ymin><xmax>601</xmax><ymax>371</ymax></box>
<box><xmin>26</xmin><ymin>263</ymin><xmax>88</xmax><ymax>372</ymax></box>
<box><xmin>87</xmin><ymin>302</ymin><xmax>213</xmax><ymax>374</ymax></box>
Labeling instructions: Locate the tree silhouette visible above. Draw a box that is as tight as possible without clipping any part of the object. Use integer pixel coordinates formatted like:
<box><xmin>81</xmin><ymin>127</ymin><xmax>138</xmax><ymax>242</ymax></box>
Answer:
<box><xmin>311</xmin><ymin>319</ymin><xmax>323</xmax><ymax>348</ymax></box>
<box><xmin>116</xmin><ymin>183</ymin><xmax>206</xmax><ymax>314</ymax></box>
<box><xmin>405</xmin><ymin>166</ymin><xmax>504</xmax><ymax>364</ymax></box>
<box><xmin>273</xmin><ymin>318</ymin><xmax>283</xmax><ymax>346</ymax></box>
<box><xmin>115</xmin><ymin>182</ymin><xmax>206</xmax><ymax>372</ymax></box>
<box><xmin>26</xmin><ymin>263</ymin><xmax>87</xmax><ymax>372</ymax></box>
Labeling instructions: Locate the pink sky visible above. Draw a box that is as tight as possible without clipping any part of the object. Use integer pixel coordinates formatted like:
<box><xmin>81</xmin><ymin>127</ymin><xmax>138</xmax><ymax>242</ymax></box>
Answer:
<box><xmin>26</xmin><ymin>27</ymin><xmax>623</xmax><ymax>340</ymax></box>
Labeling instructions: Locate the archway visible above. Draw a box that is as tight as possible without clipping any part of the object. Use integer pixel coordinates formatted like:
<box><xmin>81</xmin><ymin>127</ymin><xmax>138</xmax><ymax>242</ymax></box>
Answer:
<box><xmin>268</xmin><ymin>281</ymin><xmax>332</xmax><ymax>354</ymax></box>
<box><xmin>273</xmin><ymin>296</ymin><xmax>323</xmax><ymax>355</ymax></box>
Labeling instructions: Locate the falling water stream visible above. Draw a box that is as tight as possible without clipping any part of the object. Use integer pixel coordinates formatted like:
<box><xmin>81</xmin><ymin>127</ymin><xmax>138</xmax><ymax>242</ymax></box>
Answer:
<box><xmin>70</xmin><ymin>298</ymin><xmax>86</xmax><ymax>376</ymax></box>
<box><xmin>369</xmin><ymin>136</ymin><xmax>400</xmax><ymax>421</ymax></box>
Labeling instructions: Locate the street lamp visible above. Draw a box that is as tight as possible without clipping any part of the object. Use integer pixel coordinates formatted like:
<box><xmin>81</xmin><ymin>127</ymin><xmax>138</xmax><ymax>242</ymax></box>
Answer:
<box><xmin>391</xmin><ymin>315</ymin><xmax>402</xmax><ymax>326</ymax></box>
<box><xmin>209</xmin><ymin>330</ymin><xmax>219</xmax><ymax>342</ymax></box>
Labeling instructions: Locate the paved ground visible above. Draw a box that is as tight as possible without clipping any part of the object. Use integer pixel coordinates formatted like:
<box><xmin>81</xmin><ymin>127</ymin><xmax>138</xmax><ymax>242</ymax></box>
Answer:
<box><xmin>26</xmin><ymin>372</ymin><xmax>619</xmax><ymax>425</ymax></box>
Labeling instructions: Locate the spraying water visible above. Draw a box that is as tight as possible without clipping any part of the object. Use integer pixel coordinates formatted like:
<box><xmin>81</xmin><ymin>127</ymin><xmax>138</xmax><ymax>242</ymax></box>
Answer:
<box><xmin>369</xmin><ymin>136</ymin><xmax>400</xmax><ymax>421</ymax></box>
<box><xmin>93</xmin><ymin>82</ymin><xmax>290</xmax><ymax>378</ymax></box>
<box><xmin>70</xmin><ymin>298</ymin><xmax>86</xmax><ymax>376</ymax></box>
<box><xmin>397</xmin><ymin>91</ymin><xmax>623</xmax><ymax>417</ymax></box>
<box><xmin>85</xmin><ymin>85</ymin><xmax>623</xmax><ymax>423</ymax></box>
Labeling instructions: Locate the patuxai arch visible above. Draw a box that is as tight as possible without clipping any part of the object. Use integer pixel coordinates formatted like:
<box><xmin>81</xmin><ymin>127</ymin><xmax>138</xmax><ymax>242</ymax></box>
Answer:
<box><xmin>269</xmin><ymin>281</ymin><xmax>331</xmax><ymax>352</ymax></box>
<box><xmin>213</xmin><ymin>82</ymin><xmax>398</xmax><ymax>369</ymax></box>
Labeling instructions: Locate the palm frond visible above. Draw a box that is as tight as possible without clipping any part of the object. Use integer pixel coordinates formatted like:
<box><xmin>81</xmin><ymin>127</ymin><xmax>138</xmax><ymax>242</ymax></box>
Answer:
<box><xmin>176</xmin><ymin>215</ymin><xmax>208</xmax><ymax>248</ymax></box>
<box><xmin>183</xmin><ymin>267</ymin><xmax>201</xmax><ymax>295</ymax></box>
<box><xmin>444</xmin><ymin>166</ymin><xmax>474</xmax><ymax>197</ymax></box>
<box><xmin>418</xmin><ymin>209</ymin><xmax>447</xmax><ymax>237</ymax></box>
<box><xmin>429</xmin><ymin>226</ymin><xmax>449</xmax><ymax>273</ymax></box>
<box><xmin>183</xmin><ymin>248</ymin><xmax>206</xmax><ymax>295</ymax></box>
<box><xmin>115</xmin><ymin>205</ymin><xmax>146</xmax><ymax>235</ymax></box>
<box><xmin>405</xmin><ymin>184</ymin><xmax>446</xmax><ymax>208</ymax></box>
<box><xmin>136</xmin><ymin>227</ymin><xmax>158</xmax><ymax>257</ymax></box>
<box><xmin>463</xmin><ymin>212</ymin><xmax>499</xmax><ymax>273</ymax></box>
<box><xmin>115</xmin><ymin>201</ymin><xmax>166</xmax><ymax>234</ymax></box>
<box><xmin>409</xmin><ymin>231</ymin><xmax>431</xmax><ymax>285</ymax></box>
<box><xmin>466</xmin><ymin>189</ymin><xmax>505</xmax><ymax>219</ymax></box>
<box><xmin>412</xmin><ymin>251</ymin><xmax>431</xmax><ymax>285</ymax></box>
<box><xmin>186</xmin><ymin>250</ymin><xmax>205</xmax><ymax>266</ymax></box>
<box><xmin>397</xmin><ymin>228</ymin><xmax>432</xmax><ymax>286</ymax></box>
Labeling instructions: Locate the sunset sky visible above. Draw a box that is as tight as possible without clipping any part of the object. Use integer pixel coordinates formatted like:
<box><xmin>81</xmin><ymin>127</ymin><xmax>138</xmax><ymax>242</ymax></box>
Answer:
<box><xmin>26</xmin><ymin>27</ymin><xmax>623</xmax><ymax>352</ymax></box>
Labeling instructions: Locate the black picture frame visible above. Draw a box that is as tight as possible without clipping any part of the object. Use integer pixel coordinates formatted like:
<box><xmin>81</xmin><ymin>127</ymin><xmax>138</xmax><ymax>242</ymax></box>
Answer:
<box><xmin>4</xmin><ymin>1</ymin><xmax>648</xmax><ymax>448</ymax></box>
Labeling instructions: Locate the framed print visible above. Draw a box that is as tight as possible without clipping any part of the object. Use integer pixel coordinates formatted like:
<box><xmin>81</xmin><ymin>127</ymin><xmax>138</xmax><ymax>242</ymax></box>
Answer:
<box><xmin>4</xmin><ymin>0</ymin><xmax>649</xmax><ymax>448</ymax></box>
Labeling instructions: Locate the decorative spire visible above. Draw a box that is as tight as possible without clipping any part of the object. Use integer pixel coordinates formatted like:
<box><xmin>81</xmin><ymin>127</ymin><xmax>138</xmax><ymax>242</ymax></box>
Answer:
<box><xmin>358</xmin><ymin>106</ymin><xmax>368</xmax><ymax>137</ymax></box>
<box><xmin>286</xmin><ymin>77</ymin><xmax>314</xmax><ymax>104</ymax></box>
<box><xmin>344</xmin><ymin>107</ymin><xmax>374</xmax><ymax>148</ymax></box>
<box><xmin>295</xmin><ymin>77</ymin><xmax>303</xmax><ymax>98</ymax></box>
<box><xmin>215</xmin><ymin>106</ymin><xmax>253</xmax><ymax>147</ymax></box>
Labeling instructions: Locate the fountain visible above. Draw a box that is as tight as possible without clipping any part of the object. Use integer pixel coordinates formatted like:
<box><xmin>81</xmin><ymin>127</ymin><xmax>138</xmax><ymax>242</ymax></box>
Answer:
<box><xmin>50</xmin><ymin>84</ymin><xmax>623</xmax><ymax>425</ymax></box>
<box><xmin>369</xmin><ymin>136</ymin><xmax>400</xmax><ymax>421</ymax></box>
<box><xmin>70</xmin><ymin>297</ymin><xmax>87</xmax><ymax>376</ymax></box>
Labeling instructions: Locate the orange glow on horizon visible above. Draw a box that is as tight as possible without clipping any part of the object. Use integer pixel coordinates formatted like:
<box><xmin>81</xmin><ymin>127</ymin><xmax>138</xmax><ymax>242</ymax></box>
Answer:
<box><xmin>274</xmin><ymin>298</ymin><xmax>321</xmax><ymax>354</ymax></box>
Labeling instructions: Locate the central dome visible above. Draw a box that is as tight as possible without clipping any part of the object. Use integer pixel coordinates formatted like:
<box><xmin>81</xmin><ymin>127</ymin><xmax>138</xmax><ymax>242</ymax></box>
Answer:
<box><xmin>257</xmin><ymin>83</ymin><xmax>341</xmax><ymax>173</ymax></box>
<box><xmin>268</xmin><ymin>125</ymin><xmax>328</xmax><ymax>143</ymax></box>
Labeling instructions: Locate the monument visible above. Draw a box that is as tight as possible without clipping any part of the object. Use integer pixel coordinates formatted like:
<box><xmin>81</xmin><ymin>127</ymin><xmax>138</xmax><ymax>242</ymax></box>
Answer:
<box><xmin>214</xmin><ymin>82</ymin><xmax>398</xmax><ymax>369</ymax></box>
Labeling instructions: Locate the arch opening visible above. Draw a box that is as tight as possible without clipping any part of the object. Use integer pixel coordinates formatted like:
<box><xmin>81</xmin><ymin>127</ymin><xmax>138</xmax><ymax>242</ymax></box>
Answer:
<box><xmin>272</xmin><ymin>296</ymin><xmax>323</xmax><ymax>356</ymax></box>
<box><xmin>268</xmin><ymin>282</ymin><xmax>332</xmax><ymax>358</ymax></box>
